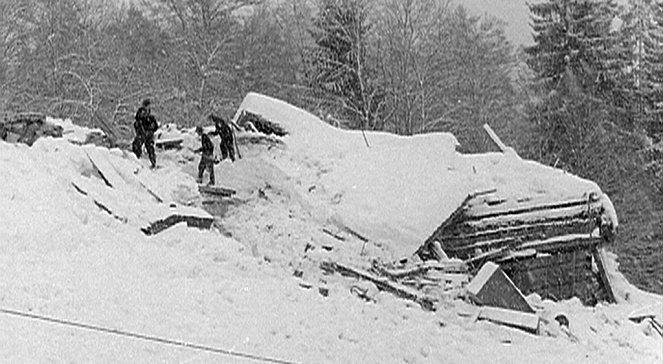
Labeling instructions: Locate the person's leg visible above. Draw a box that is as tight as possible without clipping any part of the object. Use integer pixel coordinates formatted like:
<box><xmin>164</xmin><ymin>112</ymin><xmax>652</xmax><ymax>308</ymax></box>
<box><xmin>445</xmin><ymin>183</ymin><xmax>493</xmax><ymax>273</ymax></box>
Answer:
<box><xmin>227</xmin><ymin>140</ymin><xmax>235</xmax><ymax>162</ymax></box>
<box><xmin>208</xmin><ymin>158</ymin><xmax>215</xmax><ymax>185</ymax></box>
<box><xmin>145</xmin><ymin>137</ymin><xmax>156</xmax><ymax>167</ymax></box>
<box><xmin>220</xmin><ymin>141</ymin><xmax>229</xmax><ymax>160</ymax></box>
<box><xmin>197</xmin><ymin>157</ymin><xmax>205</xmax><ymax>183</ymax></box>
<box><xmin>132</xmin><ymin>136</ymin><xmax>143</xmax><ymax>158</ymax></box>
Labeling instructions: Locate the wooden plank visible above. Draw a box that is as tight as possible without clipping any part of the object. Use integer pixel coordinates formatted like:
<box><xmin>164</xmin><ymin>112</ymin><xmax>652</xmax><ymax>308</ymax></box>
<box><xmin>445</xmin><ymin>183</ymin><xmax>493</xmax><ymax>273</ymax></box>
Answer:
<box><xmin>466</xmin><ymin>262</ymin><xmax>534</xmax><ymax>313</ymax></box>
<box><xmin>463</xmin><ymin>204</ymin><xmax>600</xmax><ymax>228</ymax></box>
<box><xmin>517</xmin><ymin>234</ymin><xmax>601</xmax><ymax>253</ymax></box>
<box><xmin>445</xmin><ymin>236</ymin><xmax>521</xmax><ymax>258</ymax></box>
<box><xmin>320</xmin><ymin>261</ymin><xmax>437</xmax><ymax>311</ymax></box>
<box><xmin>85</xmin><ymin>148</ymin><xmax>128</xmax><ymax>190</ymax></box>
<box><xmin>483</xmin><ymin>124</ymin><xmax>509</xmax><ymax>153</ymax></box>
<box><xmin>198</xmin><ymin>185</ymin><xmax>236</xmax><ymax>197</ymax></box>
<box><xmin>464</xmin><ymin>246</ymin><xmax>509</xmax><ymax>267</ymax></box>
<box><xmin>155</xmin><ymin>138</ymin><xmax>183</xmax><ymax>150</ymax></box>
<box><xmin>437</xmin><ymin>218</ymin><xmax>594</xmax><ymax>245</ymax></box>
<box><xmin>466</xmin><ymin>196</ymin><xmax>601</xmax><ymax>220</ymax></box>
<box><xmin>142</xmin><ymin>214</ymin><xmax>214</xmax><ymax>235</ymax></box>
<box><xmin>374</xmin><ymin>260</ymin><xmax>468</xmax><ymax>279</ymax></box>
<box><xmin>418</xmin><ymin>189</ymin><xmax>496</xmax><ymax>259</ymax></box>
<box><xmin>593</xmin><ymin>248</ymin><xmax>616</xmax><ymax>303</ymax></box>
<box><xmin>478</xmin><ymin>306</ymin><xmax>540</xmax><ymax>334</ymax></box>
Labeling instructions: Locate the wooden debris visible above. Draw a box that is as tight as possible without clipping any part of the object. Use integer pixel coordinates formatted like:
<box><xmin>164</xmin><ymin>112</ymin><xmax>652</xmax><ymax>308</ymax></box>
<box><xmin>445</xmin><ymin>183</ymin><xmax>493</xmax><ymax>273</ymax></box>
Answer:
<box><xmin>483</xmin><ymin>124</ymin><xmax>509</xmax><ymax>153</ymax></box>
<box><xmin>478</xmin><ymin>306</ymin><xmax>540</xmax><ymax>334</ymax></box>
<box><xmin>142</xmin><ymin>213</ymin><xmax>213</xmax><ymax>235</ymax></box>
<box><xmin>466</xmin><ymin>262</ymin><xmax>534</xmax><ymax>313</ymax></box>
<box><xmin>430</xmin><ymin>241</ymin><xmax>449</xmax><ymax>261</ymax></box>
<box><xmin>320</xmin><ymin>261</ymin><xmax>437</xmax><ymax>311</ymax></box>
<box><xmin>155</xmin><ymin>137</ymin><xmax>184</xmax><ymax>150</ymax></box>
<box><xmin>593</xmin><ymin>248</ymin><xmax>616</xmax><ymax>303</ymax></box>
<box><xmin>198</xmin><ymin>185</ymin><xmax>237</xmax><ymax>197</ymax></box>
<box><xmin>373</xmin><ymin>260</ymin><xmax>468</xmax><ymax>280</ymax></box>
<box><xmin>419</xmin><ymin>188</ymin><xmax>618</xmax><ymax>305</ymax></box>
<box><xmin>628</xmin><ymin>303</ymin><xmax>663</xmax><ymax>337</ymax></box>
<box><xmin>322</xmin><ymin>228</ymin><xmax>346</xmax><ymax>241</ymax></box>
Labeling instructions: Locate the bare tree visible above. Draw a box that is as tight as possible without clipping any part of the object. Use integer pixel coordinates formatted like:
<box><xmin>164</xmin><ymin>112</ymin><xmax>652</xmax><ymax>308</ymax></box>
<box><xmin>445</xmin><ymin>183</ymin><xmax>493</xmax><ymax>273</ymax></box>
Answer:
<box><xmin>375</xmin><ymin>0</ymin><xmax>451</xmax><ymax>135</ymax></box>
<box><xmin>150</xmin><ymin>0</ymin><xmax>261</xmax><ymax>120</ymax></box>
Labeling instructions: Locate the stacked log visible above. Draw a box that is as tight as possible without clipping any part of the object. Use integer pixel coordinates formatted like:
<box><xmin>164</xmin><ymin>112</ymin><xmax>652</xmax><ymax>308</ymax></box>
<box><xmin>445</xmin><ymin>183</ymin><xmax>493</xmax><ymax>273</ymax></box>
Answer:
<box><xmin>418</xmin><ymin>191</ymin><xmax>617</xmax><ymax>305</ymax></box>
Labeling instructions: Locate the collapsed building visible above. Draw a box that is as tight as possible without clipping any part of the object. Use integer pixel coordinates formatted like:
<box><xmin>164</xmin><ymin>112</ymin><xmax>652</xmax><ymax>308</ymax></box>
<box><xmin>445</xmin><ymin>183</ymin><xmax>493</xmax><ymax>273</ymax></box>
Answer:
<box><xmin>416</xmin><ymin>187</ymin><xmax>618</xmax><ymax>306</ymax></box>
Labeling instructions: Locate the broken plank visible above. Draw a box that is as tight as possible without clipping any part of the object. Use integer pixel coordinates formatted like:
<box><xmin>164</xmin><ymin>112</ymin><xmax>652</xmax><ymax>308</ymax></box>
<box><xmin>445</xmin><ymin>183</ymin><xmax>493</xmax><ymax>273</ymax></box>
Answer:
<box><xmin>84</xmin><ymin>147</ymin><xmax>128</xmax><ymax>190</ymax></box>
<box><xmin>198</xmin><ymin>185</ymin><xmax>236</xmax><ymax>197</ymax></box>
<box><xmin>322</xmin><ymin>228</ymin><xmax>346</xmax><ymax>241</ymax></box>
<box><xmin>155</xmin><ymin>137</ymin><xmax>183</xmax><ymax>150</ymax></box>
<box><xmin>142</xmin><ymin>213</ymin><xmax>213</xmax><ymax>235</ymax></box>
<box><xmin>342</xmin><ymin>225</ymin><xmax>369</xmax><ymax>242</ymax></box>
<box><xmin>466</xmin><ymin>261</ymin><xmax>534</xmax><ymax>313</ymax></box>
<box><xmin>478</xmin><ymin>306</ymin><xmax>540</xmax><ymax>334</ymax></box>
<box><xmin>320</xmin><ymin>261</ymin><xmax>437</xmax><ymax>311</ymax></box>
<box><xmin>483</xmin><ymin>124</ymin><xmax>509</xmax><ymax>153</ymax></box>
<box><xmin>375</xmin><ymin>260</ymin><xmax>468</xmax><ymax>279</ymax></box>
<box><xmin>593</xmin><ymin>248</ymin><xmax>616</xmax><ymax>303</ymax></box>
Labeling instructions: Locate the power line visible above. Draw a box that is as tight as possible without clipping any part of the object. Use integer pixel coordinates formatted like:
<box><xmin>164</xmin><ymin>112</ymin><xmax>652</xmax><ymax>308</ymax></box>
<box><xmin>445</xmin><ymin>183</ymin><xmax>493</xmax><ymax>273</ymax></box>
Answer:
<box><xmin>0</xmin><ymin>307</ymin><xmax>299</xmax><ymax>364</ymax></box>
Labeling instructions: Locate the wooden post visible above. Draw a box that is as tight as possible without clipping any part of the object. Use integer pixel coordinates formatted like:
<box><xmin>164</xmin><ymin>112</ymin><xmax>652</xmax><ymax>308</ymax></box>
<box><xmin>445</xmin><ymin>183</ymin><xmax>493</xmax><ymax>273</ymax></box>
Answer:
<box><xmin>483</xmin><ymin>124</ymin><xmax>508</xmax><ymax>153</ymax></box>
<box><xmin>593</xmin><ymin>247</ymin><xmax>616</xmax><ymax>303</ymax></box>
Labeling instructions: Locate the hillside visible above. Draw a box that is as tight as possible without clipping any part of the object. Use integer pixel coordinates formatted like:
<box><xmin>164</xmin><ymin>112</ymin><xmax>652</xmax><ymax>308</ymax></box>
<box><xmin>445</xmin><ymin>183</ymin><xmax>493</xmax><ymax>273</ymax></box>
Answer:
<box><xmin>0</xmin><ymin>93</ymin><xmax>661</xmax><ymax>363</ymax></box>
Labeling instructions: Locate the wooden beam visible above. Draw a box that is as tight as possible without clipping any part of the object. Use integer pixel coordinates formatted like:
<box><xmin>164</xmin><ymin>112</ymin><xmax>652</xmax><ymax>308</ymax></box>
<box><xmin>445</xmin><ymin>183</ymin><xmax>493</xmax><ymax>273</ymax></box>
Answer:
<box><xmin>483</xmin><ymin>124</ymin><xmax>509</xmax><ymax>153</ymax></box>
<box><xmin>593</xmin><ymin>248</ymin><xmax>616</xmax><ymax>303</ymax></box>
<box><xmin>320</xmin><ymin>261</ymin><xmax>437</xmax><ymax>311</ymax></box>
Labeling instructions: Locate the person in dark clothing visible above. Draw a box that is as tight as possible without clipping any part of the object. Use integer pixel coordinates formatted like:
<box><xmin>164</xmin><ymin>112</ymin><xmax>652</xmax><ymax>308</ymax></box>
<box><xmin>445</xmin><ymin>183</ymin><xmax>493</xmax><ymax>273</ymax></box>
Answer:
<box><xmin>132</xmin><ymin>99</ymin><xmax>159</xmax><ymax>168</ymax></box>
<box><xmin>208</xmin><ymin>114</ymin><xmax>235</xmax><ymax>162</ymax></box>
<box><xmin>195</xmin><ymin>126</ymin><xmax>215</xmax><ymax>185</ymax></box>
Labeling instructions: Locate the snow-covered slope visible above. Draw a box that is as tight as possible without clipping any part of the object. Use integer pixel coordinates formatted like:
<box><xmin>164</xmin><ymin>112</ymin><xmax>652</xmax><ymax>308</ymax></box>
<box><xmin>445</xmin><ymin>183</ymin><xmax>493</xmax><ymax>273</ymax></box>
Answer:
<box><xmin>0</xmin><ymin>94</ymin><xmax>661</xmax><ymax>364</ymax></box>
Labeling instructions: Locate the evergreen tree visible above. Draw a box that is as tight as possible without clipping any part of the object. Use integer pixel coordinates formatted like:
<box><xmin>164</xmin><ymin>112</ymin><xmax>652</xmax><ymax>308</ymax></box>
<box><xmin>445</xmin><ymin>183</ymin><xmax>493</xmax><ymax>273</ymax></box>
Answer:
<box><xmin>615</xmin><ymin>0</ymin><xmax>663</xmax><ymax>129</ymax></box>
<box><xmin>525</xmin><ymin>0</ymin><xmax>618</xmax><ymax>97</ymax></box>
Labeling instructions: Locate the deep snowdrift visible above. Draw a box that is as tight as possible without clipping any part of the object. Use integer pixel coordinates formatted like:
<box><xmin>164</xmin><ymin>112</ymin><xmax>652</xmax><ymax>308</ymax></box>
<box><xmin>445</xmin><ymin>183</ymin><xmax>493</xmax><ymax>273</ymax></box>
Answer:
<box><xmin>233</xmin><ymin>93</ymin><xmax>604</xmax><ymax>258</ymax></box>
<box><xmin>0</xmin><ymin>93</ymin><xmax>660</xmax><ymax>364</ymax></box>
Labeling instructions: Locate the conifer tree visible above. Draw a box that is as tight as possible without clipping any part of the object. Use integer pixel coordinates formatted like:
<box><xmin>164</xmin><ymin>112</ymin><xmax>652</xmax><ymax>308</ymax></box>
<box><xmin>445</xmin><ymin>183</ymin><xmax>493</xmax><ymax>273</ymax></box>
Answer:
<box><xmin>525</xmin><ymin>0</ymin><xmax>618</xmax><ymax>97</ymax></box>
<box><xmin>616</xmin><ymin>0</ymin><xmax>663</xmax><ymax>131</ymax></box>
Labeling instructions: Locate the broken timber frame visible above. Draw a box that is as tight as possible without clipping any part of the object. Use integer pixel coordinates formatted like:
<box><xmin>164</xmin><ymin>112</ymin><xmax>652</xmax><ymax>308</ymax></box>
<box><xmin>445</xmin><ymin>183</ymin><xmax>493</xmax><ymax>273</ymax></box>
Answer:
<box><xmin>418</xmin><ymin>189</ymin><xmax>618</xmax><ymax>306</ymax></box>
<box><xmin>320</xmin><ymin>261</ymin><xmax>437</xmax><ymax>310</ymax></box>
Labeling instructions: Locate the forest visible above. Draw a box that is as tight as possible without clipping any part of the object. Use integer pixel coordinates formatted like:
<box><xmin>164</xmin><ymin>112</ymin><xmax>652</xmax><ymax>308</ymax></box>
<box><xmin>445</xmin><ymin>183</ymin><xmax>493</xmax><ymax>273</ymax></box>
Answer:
<box><xmin>0</xmin><ymin>0</ymin><xmax>661</xmax><ymax>294</ymax></box>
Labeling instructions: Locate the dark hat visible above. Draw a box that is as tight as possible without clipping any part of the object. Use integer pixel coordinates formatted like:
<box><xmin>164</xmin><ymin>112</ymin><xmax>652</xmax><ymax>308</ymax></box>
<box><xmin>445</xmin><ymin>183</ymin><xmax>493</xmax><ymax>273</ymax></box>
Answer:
<box><xmin>142</xmin><ymin>98</ymin><xmax>151</xmax><ymax>107</ymax></box>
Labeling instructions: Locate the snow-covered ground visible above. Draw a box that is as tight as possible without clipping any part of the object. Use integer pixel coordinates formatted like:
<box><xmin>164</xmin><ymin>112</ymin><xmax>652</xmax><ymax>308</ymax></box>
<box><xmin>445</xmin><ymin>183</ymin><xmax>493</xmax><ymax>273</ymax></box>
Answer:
<box><xmin>0</xmin><ymin>93</ymin><xmax>661</xmax><ymax>363</ymax></box>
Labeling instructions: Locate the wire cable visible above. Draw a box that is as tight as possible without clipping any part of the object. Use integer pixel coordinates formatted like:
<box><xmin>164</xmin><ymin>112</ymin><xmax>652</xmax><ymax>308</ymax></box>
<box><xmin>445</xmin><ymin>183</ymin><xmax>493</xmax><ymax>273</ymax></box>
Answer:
<box><xmin>0</xmin><ymin>307</ymin><xmax>299</xmax><ymax>364</ymax></box>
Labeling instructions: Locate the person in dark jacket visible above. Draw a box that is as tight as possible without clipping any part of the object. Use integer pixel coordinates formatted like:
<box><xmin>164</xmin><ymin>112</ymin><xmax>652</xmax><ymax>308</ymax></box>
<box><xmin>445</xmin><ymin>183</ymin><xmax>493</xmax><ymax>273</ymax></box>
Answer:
<box><xmin>132</xmin><ymin>99</ymin><xmax>159</xmax><ymax>168</ymax></box>
<box><xmin>209</xmin><ymin>114</ymin><xmax>235</xmax><ymax>162</ymax></box>
<box><xmin>195</xmin><ymin>126</ymin><xmax>215</xmax><ymax>185</ymax></box>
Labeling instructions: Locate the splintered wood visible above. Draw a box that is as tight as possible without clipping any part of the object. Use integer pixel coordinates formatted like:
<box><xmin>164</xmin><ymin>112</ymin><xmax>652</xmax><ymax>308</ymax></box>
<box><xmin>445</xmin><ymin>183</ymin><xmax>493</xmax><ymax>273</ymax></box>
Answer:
<box><xmin>320</xmin><ymin>259</ymin><xmax>470</xmax><ymax>311</ymax></box>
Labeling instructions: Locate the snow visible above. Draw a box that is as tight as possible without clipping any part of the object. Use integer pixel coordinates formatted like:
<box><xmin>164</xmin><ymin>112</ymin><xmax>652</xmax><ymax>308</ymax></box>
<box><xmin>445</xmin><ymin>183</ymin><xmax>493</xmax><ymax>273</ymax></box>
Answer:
<box><xmin>1</xmin><ymin>93</ymin><xmax>661</xmax><ymax>363</ymax></box>
<box><xmin>47</xmin><ymin>116</ymin><xmax>105</xmax><ymax>144</ymax></box>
